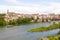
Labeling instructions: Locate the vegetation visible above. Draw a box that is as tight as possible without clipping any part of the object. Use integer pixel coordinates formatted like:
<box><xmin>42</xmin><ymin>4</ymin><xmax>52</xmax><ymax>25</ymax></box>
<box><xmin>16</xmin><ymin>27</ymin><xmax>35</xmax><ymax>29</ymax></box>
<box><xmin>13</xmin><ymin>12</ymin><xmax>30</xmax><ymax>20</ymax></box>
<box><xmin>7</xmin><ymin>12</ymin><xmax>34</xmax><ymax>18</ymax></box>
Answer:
<box><xmin>0</xmin><ymin>14</ymin><xmax>6</xmax><ymax>27</ymax></box>
<box><xmin>28</xmin><ymin>23</ymin><xmax>60</xmax><ymax>32</ymax></box>
<box><xmin>8</xmin><ymin>20</ymin><xmax>16</xmax><ymax>25</ymax></box>
<box><xmin>0</xmin><ymin>14</ymin><xmax>33</xmax><ymax>26</ymax></box>
<box><xmin>40</xmin><ymin>36</ymin><xmax>59</xmax><ymax>40</ymax></box>
<box><xmin>57</xmin><ymin>31</ymin><xmax>60</xmax><ymax>35</ymax></box>
<box><xmin>40</xmin><ymin>31</ymin><xmax>60</xmax><ymax>40</ymax></box>
<box><xmin>0</xmin><ymin>14</ymin><xmax>5</xmax><ymax>16</ymax></box>
<box><xmin>16</xmin><ymin>18</ymin><xmax>23</xmax><ymax>24</ymax></box>
<box><xmin>16</xmin><ymin>18</ymin><xmax>32</xmax><ymax>24</ymax></box>
<box><xmin>0</xmin><ymin>18</ymin><xmax>6</xmax><ymax>26</ymax></box>
<box><xmin>7</xmin><ymin>17</ymin><xmax>33</xmax><ymax>25</ymax></box>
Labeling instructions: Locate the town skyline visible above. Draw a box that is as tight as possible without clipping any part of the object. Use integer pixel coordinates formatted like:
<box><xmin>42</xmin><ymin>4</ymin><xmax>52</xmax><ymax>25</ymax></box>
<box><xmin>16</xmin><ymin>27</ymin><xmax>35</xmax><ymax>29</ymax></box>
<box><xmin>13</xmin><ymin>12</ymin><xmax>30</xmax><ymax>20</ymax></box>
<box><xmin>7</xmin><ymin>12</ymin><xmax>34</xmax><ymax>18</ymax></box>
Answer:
<box><xmin>0</xmin><ymin>9</ymin><xmax>60</xmax><ymax>14</ymax></box>
<box><xmin>0</xmin><ymin>0</ymin><xmax>60</xmax><ymax>14</ymax></box>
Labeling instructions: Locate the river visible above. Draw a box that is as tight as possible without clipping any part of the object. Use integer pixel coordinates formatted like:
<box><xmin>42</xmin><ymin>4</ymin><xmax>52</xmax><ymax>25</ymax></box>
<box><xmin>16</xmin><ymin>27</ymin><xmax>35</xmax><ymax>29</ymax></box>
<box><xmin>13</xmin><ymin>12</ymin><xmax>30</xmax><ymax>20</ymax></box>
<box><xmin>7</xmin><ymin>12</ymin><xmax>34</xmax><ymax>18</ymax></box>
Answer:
<box><xmin>0</xmin><ymin>22</ymin><xmax>60</xmax><ymax>40</ymax></box>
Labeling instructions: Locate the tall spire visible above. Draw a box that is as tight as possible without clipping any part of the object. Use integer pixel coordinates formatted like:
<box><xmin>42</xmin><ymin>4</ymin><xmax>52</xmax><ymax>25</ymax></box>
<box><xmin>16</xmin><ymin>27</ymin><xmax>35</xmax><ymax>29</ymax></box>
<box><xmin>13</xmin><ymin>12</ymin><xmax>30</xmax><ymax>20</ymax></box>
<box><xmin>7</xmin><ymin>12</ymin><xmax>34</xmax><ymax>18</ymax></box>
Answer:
<box><xmin>7</xmin><ymin>10</ymin><xmax>9</xmax><ymax>14</ymax></box>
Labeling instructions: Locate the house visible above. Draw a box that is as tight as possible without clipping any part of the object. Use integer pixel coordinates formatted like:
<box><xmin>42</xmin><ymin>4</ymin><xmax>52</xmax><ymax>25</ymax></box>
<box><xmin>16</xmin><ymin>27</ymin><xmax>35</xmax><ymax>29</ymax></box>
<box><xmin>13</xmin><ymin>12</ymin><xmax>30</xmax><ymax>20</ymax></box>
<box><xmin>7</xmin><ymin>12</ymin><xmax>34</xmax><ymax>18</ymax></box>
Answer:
<box><xmin>4</xmin><ymin>10</ymin><xmax>60</xmax><ymax>22</ymax></box>
<box><xmin>4</xmin><ymin>11</ymin><xmax>18</xmax><ymax>22</ymax></box>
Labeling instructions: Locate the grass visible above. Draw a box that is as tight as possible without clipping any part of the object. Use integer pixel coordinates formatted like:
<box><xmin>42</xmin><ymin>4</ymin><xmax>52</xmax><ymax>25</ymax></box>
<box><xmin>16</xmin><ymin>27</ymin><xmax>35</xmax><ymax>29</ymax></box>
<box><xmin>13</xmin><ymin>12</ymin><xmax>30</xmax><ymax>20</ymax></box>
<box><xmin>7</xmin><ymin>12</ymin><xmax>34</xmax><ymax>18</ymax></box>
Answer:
<box><xmin>40</xmin><ymin>31</ymin><xmax>60</xmax><ymax>40</ymax></box>
<box><xmin>28</xmin><ymin>23</ymin><xmax>60</xmax><ymax>32</ymax></box>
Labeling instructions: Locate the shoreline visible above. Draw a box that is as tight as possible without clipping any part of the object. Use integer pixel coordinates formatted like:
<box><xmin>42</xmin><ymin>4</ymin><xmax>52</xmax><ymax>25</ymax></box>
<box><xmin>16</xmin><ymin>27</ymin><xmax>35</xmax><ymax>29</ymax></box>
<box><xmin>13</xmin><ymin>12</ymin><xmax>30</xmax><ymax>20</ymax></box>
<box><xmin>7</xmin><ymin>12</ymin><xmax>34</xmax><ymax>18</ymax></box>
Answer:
<box><xmin>27</xmin><ymin>23</ymin><xmax>60</xmax><ymax>32</ymax></box>
<box><xmin>0</xmin><ymin>21</ymin><xmax>60</xmax><ymax>28</ymax></box>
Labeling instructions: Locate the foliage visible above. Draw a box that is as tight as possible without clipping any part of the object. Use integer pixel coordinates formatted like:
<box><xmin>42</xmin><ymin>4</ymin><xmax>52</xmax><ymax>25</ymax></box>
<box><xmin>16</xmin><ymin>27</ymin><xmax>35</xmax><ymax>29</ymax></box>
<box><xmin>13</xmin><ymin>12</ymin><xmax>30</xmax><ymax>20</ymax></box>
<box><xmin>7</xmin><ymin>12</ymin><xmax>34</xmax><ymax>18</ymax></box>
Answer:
<box><xmin>0</xmin><ymin>18</ymin><xmax>6</xmax><ymax>26</ymax></box>
<box><xmin>57</xmin><ymin>31</ymin><xmax>60</xmax><ymax>35</ymax></box>
<box><xmin>16</xmin><ymin>18</ymin><xmax>32</xmax><ymax>25</ymax></box>
<box><xmin>0</xmin><ymin>16</ymin><xmax>33</xmax><ymax>26</ymax></box>
<box><xmin>0</xmin><ymin>14</ymin><xmax>5</xmax><ymax>16</ymax></box>
<box><xmin>8</xmin><ymin>20</ymin><xmax>16</xmax><ymax>25</ymax></box>
<box><xmin>0</xmin><ymin>14</ymin><xmax>6</xmax><ymax>27</ymax></box>
<box><xmin>28</xmin><ymin>23</ymin><xmax>60</xmax><ymax>32</ymax></box>
<box><xmin>16</xmin><ymin>18</ymin><xmax>23</xmax><ymax>24</ymax></box>
<box><xmin>40</xmin><ymin>31</ymin><xmax>60</xmax><ymax>40</ymax></box>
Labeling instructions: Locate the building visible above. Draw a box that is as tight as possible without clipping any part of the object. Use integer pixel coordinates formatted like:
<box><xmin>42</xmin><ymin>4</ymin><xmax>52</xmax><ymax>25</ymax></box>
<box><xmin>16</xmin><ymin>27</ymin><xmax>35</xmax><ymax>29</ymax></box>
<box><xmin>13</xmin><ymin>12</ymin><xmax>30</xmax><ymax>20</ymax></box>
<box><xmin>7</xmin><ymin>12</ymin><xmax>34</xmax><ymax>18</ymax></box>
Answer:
<box><xmin>4</xmin><ymin>10</ymin><xmax>60</xmax><ymax>22</ymax></box>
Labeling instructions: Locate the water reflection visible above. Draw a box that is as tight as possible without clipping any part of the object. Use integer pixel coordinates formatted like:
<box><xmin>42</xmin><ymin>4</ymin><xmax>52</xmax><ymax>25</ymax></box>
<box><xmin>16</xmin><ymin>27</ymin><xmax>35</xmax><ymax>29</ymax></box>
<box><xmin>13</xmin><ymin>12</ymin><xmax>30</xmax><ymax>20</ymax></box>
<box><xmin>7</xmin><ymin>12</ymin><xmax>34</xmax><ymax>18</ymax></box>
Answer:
<box><xmin>0</xmin><ymin>22</ymin><xmax>59</xmax><ymax>40</ymax></box>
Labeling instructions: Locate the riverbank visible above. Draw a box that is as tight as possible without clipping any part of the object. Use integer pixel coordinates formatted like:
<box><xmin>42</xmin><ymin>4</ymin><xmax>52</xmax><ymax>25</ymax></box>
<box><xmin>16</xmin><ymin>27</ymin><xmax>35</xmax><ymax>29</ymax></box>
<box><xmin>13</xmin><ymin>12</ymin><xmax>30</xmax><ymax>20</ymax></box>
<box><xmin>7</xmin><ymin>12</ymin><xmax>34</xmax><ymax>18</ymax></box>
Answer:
<box><xmin>28</xmin><ymin>23</ymin><xmax>60</xmax><ymax>32</ymax></box>
<box><xmin>0</xmin><ymin>21</ymin><xmax>53</xmax><ymax>28</ymax></box>
<box><xmin>40</xmin><ymin>31</ymin><xmax>60</xmax><ymax>40</ymax></box>
<box><xmin>40</xmin><ymin>35</ymin><xmax>60</xmax><ymax>40</ymax></box>
<box><xmin>0</xmin><ymin>22</ymin><xmax>59</xmax><ymax>40</ymax></box>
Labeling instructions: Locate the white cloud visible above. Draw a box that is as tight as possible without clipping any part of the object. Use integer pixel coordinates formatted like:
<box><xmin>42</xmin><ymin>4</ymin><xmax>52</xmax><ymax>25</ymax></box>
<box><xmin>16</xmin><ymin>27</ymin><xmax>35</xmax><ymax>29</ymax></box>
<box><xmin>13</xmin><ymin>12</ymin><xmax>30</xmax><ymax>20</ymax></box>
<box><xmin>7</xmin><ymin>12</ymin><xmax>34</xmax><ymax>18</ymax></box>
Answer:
<box><xmin>5</xmin><ymin>0</ymin><xmax>17</xmax><ymax>2</ymax></box>
<box><xmin>0</xmin><ymin>2</ymin><xmax>60</xmax><ymax>14</ymax></box>
<box><xmin>47</xmin><ymin>2</ymin><xmax>60</xmax><ymax>13</ymax></box>
<box><xmin>4</xmin><ymin>0</ymin><xmax>19</xmax><ymax>4</ymax></box>
<box><xmin>0</xmin><ymin>5</ymin><xmax>43</xmax><ymax>14</ymax></box>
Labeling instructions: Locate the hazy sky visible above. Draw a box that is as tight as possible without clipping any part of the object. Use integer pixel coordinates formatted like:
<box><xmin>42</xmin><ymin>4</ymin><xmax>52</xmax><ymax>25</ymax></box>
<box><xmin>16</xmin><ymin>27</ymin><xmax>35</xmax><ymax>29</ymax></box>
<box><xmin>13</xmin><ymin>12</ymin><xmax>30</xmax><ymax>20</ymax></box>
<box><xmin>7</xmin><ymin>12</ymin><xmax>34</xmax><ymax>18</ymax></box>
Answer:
<box><xmin>0</xmin><ymin>0</ymin><xmax>60</xmax><ymax>14</ymax></box>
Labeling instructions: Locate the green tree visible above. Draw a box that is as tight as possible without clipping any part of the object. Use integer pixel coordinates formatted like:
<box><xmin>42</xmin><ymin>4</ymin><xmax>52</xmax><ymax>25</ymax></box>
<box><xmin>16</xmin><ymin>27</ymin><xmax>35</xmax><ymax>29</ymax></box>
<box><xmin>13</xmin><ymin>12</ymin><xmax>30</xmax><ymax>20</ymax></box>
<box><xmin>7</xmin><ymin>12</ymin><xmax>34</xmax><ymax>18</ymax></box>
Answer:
<box><xmin>16</xmin><ymin>18</ymin><xmax>32</xmax><ymax>25</ymax></box>
<box><xmin>0</xmin><ymin>14</ymin><xmax>6</xmax><ymax>27</ymax></box>
<box><xmin>16</xmin><ymin>18</ymin><xmax>23</xmax><ymax>24</ymax></box>
<box><xmin>8</xmin><ymin>20</ymin><xmax>16</xmax><ymax>25</ymax></box>
<box><xmin>22</xmin><ymin>18</ymin><xmax>32</xmax><ymax>23</ymax></box>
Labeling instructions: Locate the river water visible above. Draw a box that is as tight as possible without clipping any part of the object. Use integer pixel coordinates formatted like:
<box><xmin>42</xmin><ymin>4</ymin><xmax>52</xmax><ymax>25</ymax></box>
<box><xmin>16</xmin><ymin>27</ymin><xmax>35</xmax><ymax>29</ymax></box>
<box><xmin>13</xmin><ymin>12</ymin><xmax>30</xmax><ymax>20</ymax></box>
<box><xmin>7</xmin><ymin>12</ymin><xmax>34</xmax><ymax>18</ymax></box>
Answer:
<box><xmin>0</xmin><ymin>22</ymin><xmax>60</xmax><ymax>40</ymax></box>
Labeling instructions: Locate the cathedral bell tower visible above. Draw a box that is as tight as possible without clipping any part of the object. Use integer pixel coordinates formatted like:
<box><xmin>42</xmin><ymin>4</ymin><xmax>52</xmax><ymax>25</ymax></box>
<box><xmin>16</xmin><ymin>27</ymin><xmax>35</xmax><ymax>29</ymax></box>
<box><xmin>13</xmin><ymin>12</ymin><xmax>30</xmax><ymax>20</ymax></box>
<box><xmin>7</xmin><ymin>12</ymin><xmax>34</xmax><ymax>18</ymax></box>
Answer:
<box><xmin>7</xmin><ymin>10</ymin><xmax>9</xmax><ymax>14</ymax></box>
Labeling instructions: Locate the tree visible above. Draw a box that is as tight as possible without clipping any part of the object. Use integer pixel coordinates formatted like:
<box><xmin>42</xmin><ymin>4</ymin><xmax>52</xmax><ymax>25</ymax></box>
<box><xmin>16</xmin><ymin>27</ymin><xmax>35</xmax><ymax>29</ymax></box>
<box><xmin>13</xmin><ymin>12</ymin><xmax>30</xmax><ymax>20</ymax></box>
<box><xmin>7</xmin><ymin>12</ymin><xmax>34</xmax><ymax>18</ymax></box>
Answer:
<box><xmin>0</xmin><ymin>14</ymin><xmax>6</xmax><ymax>26</ymax></box>
<box><xmin>16</xmin><ymin>18</ymin><xmax>32</xmax><ymax>25</ymax></box>
<box><xmin>16</xmin><ymin>18</ymin><xmax>23</xmax><ymax>24</ymax></box>
<box><xmin>0</xmin><ymin>18</ymin><xmax>6</xmax><ymax>26</ymax></box>
<box><xmin>22</xmin><ymin>18</ymin><xmax>32</xmax><ymax>23</ymax></box>
<box><xmin>8</xmin><ymin>20</ymin><xmax>16</xmax><ymax>25</ymax></box>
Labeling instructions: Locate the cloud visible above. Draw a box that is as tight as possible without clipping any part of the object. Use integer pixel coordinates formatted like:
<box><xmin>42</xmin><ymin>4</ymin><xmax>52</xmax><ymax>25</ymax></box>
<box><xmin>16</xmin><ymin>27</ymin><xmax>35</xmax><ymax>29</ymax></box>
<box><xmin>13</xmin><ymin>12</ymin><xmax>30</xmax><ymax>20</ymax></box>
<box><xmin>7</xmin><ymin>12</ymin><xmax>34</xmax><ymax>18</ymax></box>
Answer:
<box><xmin>0</xmin><ymin>5</ymin><xmax>44</xmax><ymax>14</ymax></box>
<box><xmin>47</xmin><ymin>2</ymin><xmax>60</xmax><ymax>13</ymax></box>
<box><xmin>5</xmin><ymin>0</ymin><xmax>17</xmax><ymax>2</ymax></box>
<box><xmin>0</xmin><ymin>1</ymin><xmax>60</xmax><ymax>14</ymax></box>
<box><xmin>4</xmin><ymin>0</ymin><xmax>19</xmax><ymax>4</ymax></box>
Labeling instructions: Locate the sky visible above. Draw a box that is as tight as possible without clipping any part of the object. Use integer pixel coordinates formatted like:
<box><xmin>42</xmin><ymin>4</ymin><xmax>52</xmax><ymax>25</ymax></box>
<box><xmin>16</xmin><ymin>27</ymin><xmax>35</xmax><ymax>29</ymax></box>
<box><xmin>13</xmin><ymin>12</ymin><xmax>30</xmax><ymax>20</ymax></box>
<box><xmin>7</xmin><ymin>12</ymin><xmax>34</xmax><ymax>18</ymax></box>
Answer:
<box><xmin>0</xmin><ymin>0</ymin><xmax>60</xmax><ymax>14</ymax></box>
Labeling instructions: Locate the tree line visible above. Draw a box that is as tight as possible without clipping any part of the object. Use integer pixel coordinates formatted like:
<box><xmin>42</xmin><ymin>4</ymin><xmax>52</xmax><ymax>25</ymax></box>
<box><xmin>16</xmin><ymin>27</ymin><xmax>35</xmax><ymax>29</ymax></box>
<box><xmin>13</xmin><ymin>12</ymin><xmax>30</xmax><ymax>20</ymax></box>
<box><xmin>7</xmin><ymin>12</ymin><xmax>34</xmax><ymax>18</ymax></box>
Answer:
<box><xmin>0</xmin><ymin>14</ymin><xmax>34</xmax><ymax>27</ymax></box>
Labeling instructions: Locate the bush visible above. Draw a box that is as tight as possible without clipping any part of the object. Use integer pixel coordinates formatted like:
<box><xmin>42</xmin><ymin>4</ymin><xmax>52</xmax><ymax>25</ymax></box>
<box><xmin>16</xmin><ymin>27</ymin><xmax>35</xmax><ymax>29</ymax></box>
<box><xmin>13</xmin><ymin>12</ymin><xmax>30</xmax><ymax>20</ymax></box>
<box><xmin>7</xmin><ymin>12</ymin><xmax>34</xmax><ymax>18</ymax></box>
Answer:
<box><xmin>8</xmin><ymin>20</ymin><xmax>16</xmax><ymax>25</ymax></box>
<box><xmin>0</xmin><ymin>17</ymin><xmax>6</xmax><ymax>26</ymax></box>
<box><xmin>16</xmin><ymin>18</ymin><xmax>32</xmax><ymax>25</ymax></box>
